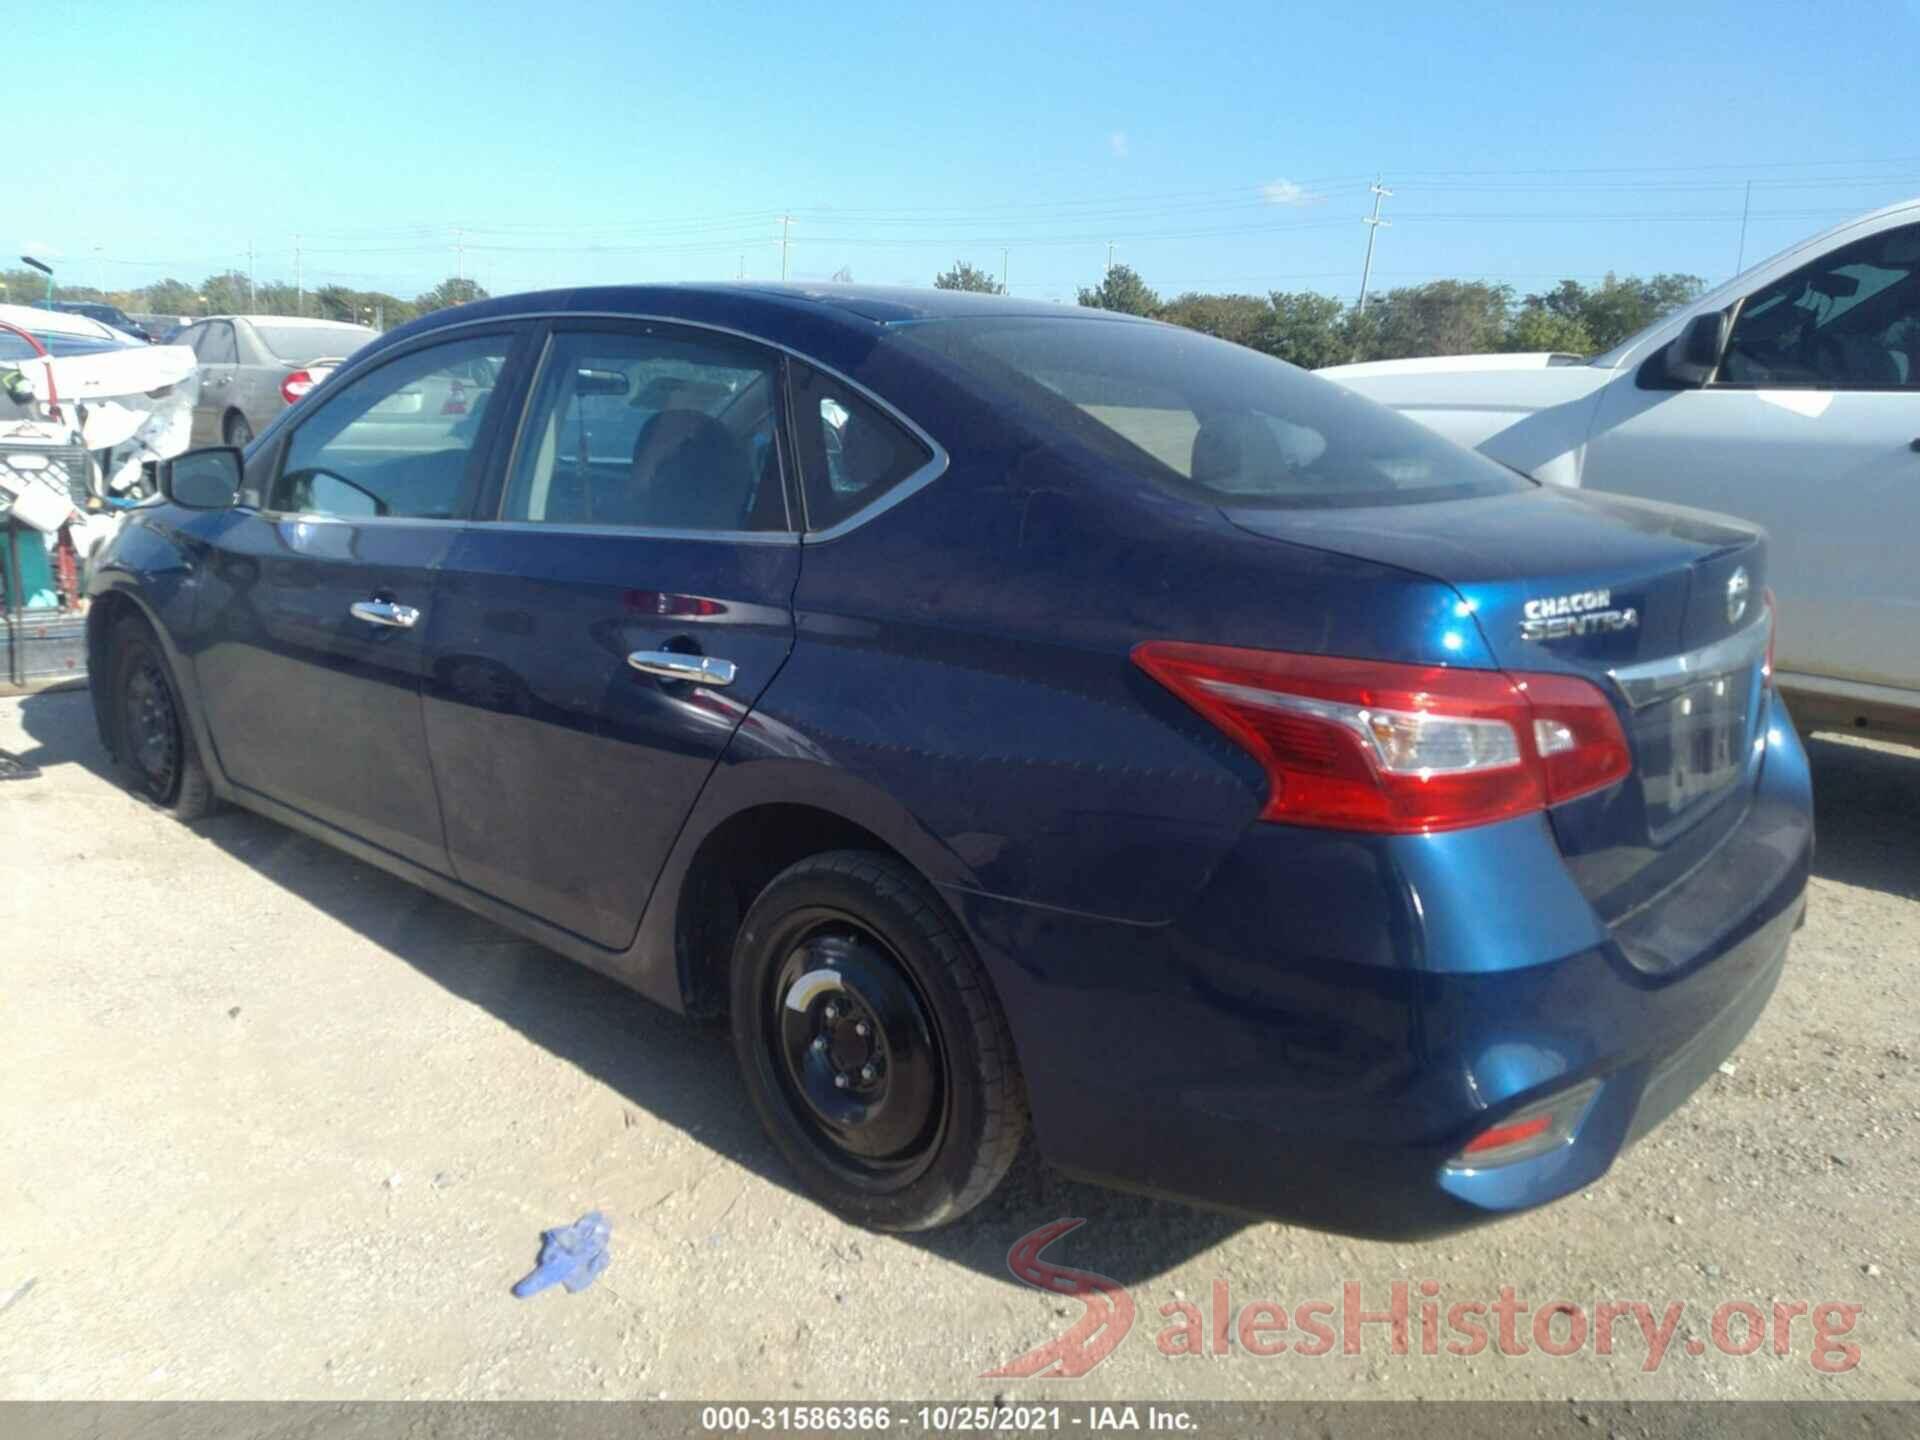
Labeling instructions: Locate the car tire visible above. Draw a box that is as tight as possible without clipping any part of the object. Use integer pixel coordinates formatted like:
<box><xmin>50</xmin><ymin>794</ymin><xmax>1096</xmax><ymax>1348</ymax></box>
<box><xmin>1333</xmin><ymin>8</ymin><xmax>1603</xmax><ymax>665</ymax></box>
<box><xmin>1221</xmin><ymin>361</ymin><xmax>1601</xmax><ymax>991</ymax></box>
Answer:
<box><xmin>731</xmin><ymin>850</ymin><xmax>1028</xmax><ymax>1231</ymax></box>
<box><xmin>224</xmin><ymin>412</ymin><xmax>253</xmax><ymax>449</ymax></box>
<box><xmin>109</xmin><ymin>617</ymin><xmax>217</xmax><ymax>819</ymax></box>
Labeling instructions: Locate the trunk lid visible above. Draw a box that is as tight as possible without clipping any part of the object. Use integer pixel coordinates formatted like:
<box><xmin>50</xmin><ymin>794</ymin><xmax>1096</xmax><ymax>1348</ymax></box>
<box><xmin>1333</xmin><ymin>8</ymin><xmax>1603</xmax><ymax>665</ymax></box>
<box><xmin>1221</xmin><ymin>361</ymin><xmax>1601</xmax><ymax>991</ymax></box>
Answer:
<box><xmin>1223</xmin><ymin>484</ymin><xmax>1771</xmax><ymax>921</ymax></box>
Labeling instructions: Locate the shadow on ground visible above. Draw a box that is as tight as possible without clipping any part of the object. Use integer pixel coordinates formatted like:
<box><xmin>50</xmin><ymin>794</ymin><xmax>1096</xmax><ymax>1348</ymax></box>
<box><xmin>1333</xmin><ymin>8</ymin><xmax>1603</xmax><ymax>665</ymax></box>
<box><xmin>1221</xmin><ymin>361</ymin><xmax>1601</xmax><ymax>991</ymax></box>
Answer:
<box><xmin>1803</xmin><ymin>734</ymin><xmax>1920</xmax><ymax>901</ymax></box>
<box><xmin>11</xmin><ymin>687</ymin><xmax>1243</xmax><ymax>1286</ymax></box>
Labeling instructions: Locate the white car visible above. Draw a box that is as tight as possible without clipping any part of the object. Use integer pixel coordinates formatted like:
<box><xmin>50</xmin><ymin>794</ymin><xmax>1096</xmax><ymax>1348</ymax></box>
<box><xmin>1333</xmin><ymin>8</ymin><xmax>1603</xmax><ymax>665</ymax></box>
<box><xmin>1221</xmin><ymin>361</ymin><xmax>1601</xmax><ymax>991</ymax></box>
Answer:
<box><xmin>1321</xmin><ymin>198</ymin><xmax>1920</xmax><ymax>742</ymax></box>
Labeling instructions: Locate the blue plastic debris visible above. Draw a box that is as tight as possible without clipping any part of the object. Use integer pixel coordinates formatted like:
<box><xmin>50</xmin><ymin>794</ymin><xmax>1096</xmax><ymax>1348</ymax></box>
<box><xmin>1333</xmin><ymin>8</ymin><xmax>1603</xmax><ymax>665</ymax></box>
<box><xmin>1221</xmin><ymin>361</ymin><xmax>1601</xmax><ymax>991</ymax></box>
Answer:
<box><xmin>511</xmin><ymin>1210</ymin><xmax>611</xmax><ymax>1298</ymax></box>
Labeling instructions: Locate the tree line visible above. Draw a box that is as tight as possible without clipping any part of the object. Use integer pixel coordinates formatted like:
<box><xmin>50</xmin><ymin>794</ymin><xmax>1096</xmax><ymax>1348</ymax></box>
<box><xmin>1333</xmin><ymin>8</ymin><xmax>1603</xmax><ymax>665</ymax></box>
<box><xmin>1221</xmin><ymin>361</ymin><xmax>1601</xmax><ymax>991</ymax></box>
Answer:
<box><xmin>0</xmin><ymin>268</ymin><xmax>490</xmax><ymax>330</ymax></box>
<box><xmin>9</xmin><ymin>254</ymin><xmax>1704</xmax><ymax>363</ymax></box>
<box><xmin>936</xmin><ymin>259</ymin><xmax>1706</xmax><ymax>366</ymax></box>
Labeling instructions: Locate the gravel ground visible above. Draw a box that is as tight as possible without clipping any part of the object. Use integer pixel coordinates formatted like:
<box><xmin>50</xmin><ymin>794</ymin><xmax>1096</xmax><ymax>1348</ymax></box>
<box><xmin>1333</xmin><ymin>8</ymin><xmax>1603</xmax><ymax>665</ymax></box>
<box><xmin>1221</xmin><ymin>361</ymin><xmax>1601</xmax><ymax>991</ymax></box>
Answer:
<box><xmin>1</xmin><ymin>687</ymin><xmax>1914</xmax><ymax>1402</ymax></box>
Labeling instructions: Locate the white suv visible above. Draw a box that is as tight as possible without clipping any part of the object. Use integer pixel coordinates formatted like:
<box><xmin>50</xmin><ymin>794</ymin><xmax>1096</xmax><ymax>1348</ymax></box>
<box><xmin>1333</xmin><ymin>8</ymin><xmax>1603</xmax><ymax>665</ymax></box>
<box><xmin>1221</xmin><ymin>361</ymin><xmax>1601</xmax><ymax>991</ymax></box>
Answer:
<box><xmin>1322</xmin><ymin>198</ymin><xmax>1920</xmax><ymax>742</ymax></box>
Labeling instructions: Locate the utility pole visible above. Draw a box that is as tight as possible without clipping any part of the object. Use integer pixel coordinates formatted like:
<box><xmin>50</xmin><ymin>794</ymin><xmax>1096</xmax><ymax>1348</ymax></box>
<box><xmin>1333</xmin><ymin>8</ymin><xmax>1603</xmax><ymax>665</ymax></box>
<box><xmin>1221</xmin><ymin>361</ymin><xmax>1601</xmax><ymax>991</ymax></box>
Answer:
<box><xmin>780</xmin><ymin>215</ymin><xmax>792</xmax><ymax>282</ymax></box>
<box><xmin>1106</xmin><ymin>240</ymin><xmax>1115</xmax><ymax>274</ymax></box>
<box><xmin>1734</xmin><ymin>179</ymin><xmax>1753</xmax><ymax>275</ymax></box>
<box><xmin>247</xmin><ymin>241</ymin><xmax>255</xmax><ymax>311</ymax></box>
<box><xmin>455</xmin><ymin>227</ymin><xmax>465</xmax><ymax>286</ymax></box>
<box><xmin>1001</xmin><ymin>247</ymin><xmax>1009</xmax><ymax>296</ymax></box>
<box><xmin>738</xmin><ymin>254</ymin><xmax>745</xmax><ymax>281</ymax></box>
<box><xmin>1356</xmin><ymin>177</ymin><xmax>1392</xmax><ymax>313</ymax></box>
<box><xmin>294</xmin><ymin>234</ymin><xmax>302</xmax><ymax>316</ymax></box>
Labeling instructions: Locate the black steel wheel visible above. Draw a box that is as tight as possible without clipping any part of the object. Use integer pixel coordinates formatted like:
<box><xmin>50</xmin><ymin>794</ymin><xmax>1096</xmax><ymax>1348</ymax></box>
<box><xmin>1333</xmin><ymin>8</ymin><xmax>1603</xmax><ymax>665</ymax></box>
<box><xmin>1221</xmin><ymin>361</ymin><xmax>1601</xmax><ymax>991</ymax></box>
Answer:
<box><xmin>732</xmin><ymin>851</ymin><xmax>1027</xmax><ymax>1230</ymax></box>
<box><xmin>224</xmin><ymin>411</ymin><xmax>254</xmax><ymax>448</ymax></box>
<box><xmin>109</xmin><ymin>618</ymin><xmax>216</xmax><ymax>818</ymax></box>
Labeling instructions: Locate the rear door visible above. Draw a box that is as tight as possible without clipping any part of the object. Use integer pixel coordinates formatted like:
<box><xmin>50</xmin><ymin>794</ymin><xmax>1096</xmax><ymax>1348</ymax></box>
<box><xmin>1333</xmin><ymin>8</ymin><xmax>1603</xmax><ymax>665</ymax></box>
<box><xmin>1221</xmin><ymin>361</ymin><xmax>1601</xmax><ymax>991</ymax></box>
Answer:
<box><xmin>1583</xmin><ymin>221</ymin><xmax>1920</xmax><ymax>695</ymax></box>
<box><xmin>418</xmin><ymin>319</ymin><xmax>799</xmax><ymax>948</ymax></box>
<box><xmin>190</xmin><ymin>326</ymin><xmax>529</xmax><ymax>872</ymax></box>
<box><xmin>194</xmin><ymin>321</ymin><xmax>240</xmax><ymax>445</ymax></box>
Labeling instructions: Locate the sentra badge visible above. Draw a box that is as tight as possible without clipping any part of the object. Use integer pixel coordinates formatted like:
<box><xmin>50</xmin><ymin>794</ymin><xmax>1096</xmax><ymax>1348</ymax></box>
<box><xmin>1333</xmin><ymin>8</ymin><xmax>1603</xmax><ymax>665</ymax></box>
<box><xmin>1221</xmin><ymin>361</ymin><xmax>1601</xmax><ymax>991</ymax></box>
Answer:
<box><xmin>1521</xmin><ymin>588</ymin><xmax>1639</xmax><ymax>643</ymax></box>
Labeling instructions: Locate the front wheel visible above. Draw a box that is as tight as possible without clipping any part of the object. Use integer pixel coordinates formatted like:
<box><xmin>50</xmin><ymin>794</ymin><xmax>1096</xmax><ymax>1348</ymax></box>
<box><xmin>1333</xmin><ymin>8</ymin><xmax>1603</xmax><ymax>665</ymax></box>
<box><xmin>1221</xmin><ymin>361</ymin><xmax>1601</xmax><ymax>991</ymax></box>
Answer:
<box><xmin>731</xmin><ymin>851</ymin><xmax>1027</xmax><ymax>1231</ymax></box>
<box><xmin>224</xmin><ymin>411</ymin><xmax>254</xmax><ymax>449</ymax></box>
<box><xmin>109</xmin><ymin>618</ymin><xmax>216</xmax><ymax>818</ymax></box>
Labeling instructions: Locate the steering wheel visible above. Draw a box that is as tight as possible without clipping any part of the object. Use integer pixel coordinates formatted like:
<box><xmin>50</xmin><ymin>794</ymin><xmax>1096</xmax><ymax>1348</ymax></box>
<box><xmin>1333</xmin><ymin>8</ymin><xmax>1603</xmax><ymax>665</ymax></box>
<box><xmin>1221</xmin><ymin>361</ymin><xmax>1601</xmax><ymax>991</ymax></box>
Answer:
<box><xmin>277</xmin><ymin>467</ymin><xmax>388</xmax><ymax>517</ymax></box>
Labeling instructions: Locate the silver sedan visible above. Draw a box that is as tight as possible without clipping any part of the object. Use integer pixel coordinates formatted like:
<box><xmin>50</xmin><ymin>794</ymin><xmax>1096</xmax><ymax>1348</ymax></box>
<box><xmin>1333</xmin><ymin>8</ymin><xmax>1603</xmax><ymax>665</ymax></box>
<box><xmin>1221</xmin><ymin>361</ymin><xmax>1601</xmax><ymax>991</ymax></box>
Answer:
<box><xmin>171</xmin><ymin>315</ymin><xmax>378</xmax><ymax>448</ymax></box>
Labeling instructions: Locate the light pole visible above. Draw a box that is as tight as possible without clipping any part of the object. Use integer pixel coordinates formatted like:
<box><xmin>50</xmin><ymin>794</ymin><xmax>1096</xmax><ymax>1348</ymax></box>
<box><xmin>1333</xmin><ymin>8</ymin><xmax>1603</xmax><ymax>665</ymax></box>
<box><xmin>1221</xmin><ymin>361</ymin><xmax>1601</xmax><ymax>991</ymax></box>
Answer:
<box><xmin>21</xmin><ymin>256</ymin><xmax>53</xmax><ymax>303</ymax></box>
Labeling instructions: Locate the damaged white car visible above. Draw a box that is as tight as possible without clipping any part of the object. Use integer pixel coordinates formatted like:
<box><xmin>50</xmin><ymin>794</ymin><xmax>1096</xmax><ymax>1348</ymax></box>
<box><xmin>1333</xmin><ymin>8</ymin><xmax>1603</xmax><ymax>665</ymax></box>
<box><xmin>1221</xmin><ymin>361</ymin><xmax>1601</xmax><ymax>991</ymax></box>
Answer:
<box><xmin>0</xmin><ymin>303</ymin><xmax>200</xmax><ymax>597</ymax></box>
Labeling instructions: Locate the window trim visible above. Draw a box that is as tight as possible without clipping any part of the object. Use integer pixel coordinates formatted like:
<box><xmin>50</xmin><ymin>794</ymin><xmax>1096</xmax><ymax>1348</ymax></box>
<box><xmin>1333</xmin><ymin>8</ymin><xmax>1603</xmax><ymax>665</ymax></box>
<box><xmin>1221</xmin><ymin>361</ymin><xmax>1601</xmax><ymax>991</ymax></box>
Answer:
<box><xmin>254</xmin><ymin>324</ymin><xmax>531</xmax><ymax>525</ymax></box>
<box><xmin>303</xmin><ymin>309</ymin><xmax>950</xmax><ymax>544</ymax></box>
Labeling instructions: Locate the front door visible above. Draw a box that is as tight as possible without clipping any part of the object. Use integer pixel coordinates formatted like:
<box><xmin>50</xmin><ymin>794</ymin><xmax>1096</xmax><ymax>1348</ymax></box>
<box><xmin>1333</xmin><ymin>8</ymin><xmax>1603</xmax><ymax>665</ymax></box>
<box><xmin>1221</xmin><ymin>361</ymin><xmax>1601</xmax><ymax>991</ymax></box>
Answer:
<box><xmin>1584</xmin><ymin>221</ymin><xmax>1920</xmax><ymax>694</ymax></box>
<box><xmin>190</xmin><ymin>327</ymin><xmax>527</xmax><ymax>872</ymax></box>
<box><xmin>420</xmin><ymin>320</ymin><xmax>799</xmax><ymax>949</ymax></box>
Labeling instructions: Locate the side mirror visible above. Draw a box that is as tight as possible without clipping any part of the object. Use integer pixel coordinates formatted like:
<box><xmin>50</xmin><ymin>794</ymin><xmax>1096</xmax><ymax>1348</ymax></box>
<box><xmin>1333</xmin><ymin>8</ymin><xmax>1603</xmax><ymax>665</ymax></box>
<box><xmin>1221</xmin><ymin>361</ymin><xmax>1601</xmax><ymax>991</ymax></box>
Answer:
<box><xmin>1663</xmin><ymin>311</ymin><xmax>1730</xmax><ymax>387</ymax></box>
<box><xmin>160</xmin><ymin>447</ymin><xmax>242</xmax><ymax>509</ymax></box>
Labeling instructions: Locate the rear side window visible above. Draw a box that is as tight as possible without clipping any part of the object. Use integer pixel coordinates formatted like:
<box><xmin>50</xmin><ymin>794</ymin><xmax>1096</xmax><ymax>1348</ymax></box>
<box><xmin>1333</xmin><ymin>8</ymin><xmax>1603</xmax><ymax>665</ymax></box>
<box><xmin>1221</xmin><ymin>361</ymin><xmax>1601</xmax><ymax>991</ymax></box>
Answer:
<box><xmin>789</xmin><ymin>361</ymin><xmax>933</xmax><ymax>530</ymax></box>
<box><xmin>502</xmin><ymin>326</ymin><xmax>786</xmax><ymax>532</ymax></box>
<box><xmin>199</xmin><ymin>322</ymin><xmax>238</xmax><ymax>365</ymax></box>
<box><xmin>895</xmin><ymin>317</ymin><xmax>1527</xmax><ymax>510</ymax></box>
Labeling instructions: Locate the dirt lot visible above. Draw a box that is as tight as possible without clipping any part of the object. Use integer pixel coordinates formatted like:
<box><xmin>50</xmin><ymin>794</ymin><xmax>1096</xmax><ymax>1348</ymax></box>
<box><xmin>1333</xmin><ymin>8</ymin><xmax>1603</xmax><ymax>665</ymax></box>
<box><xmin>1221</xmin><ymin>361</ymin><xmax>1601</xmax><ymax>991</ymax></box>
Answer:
<box><xmin>1</xmin><ymin>686</ymin><xmax>1915</xmax><ymax>1402</ymax></box>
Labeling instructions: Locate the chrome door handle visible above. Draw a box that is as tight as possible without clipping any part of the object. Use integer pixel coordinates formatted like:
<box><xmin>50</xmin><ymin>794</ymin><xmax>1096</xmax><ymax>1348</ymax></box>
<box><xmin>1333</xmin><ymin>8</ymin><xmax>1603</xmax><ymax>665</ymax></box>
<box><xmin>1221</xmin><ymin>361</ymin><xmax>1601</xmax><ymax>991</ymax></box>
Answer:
<box><xmin>627</xmin><ymin>650</ymin><xmax>736</xmax><ymax>686</ymax></box>
<box><xmin>349</xmin><ymin>600</ymin><xmax>420</xmax><ymax>629</ymax></box>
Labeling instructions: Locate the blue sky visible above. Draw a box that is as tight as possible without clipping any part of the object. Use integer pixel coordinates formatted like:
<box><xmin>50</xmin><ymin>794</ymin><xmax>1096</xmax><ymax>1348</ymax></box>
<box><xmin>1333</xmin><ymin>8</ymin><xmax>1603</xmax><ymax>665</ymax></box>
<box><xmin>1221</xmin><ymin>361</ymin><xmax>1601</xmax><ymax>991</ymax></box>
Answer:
<box><xmin>12</xmin><ymin>0</ymin><xmax>1920</xmax><ymax>305</ymax></box>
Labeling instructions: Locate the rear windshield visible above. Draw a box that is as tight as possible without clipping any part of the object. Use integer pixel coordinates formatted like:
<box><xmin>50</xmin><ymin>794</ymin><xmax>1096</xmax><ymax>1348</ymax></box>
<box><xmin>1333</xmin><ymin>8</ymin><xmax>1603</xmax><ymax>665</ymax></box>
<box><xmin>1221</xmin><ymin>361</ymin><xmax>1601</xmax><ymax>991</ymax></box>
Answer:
<box><xmin>894</xmin><ymin>316</ymin><xmax>1529</xmax><ymax>509</ymax></box>
<box><xmin>253</xmin><ymin>324</ymin><xmax>376</xmax><ymax>363</ymax></box>
<box><xmin>0</xmin><ymin>331</ymin><xmax>127</xmax><ymax>360</ymax></box>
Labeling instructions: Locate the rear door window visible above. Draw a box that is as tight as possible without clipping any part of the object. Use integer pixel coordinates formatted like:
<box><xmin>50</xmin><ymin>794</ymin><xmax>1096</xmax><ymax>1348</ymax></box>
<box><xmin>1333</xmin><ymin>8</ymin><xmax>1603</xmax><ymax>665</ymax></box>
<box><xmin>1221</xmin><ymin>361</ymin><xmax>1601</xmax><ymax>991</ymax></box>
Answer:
<box><xmin>200</xmin><ymin>322</ymin><xmax>238</xmax><ymax>365</ymax></box>
<box><xmin>501</xmin><ymin>325</ymin><xmax>788</xmax><ymax>532</ymax></box>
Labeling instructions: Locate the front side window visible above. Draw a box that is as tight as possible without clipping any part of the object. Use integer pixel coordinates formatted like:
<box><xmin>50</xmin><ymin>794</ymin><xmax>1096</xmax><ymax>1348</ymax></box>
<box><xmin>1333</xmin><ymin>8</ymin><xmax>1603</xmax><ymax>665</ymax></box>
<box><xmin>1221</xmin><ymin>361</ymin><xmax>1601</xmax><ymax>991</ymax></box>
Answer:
<box><xmin>502</xmin><ymin>326</ymin><xmax>785</xmax><ymax>532</ymax></box>
<box><xmin>895</xmin><ymin>317</ymin><xmax>1527</xmax><ymax>510</ymax></box>
<box><xmin>1718</xmin><ymin>225</ymin><xmax>1920</xmax><ymax>388</ymax></box>
<box><xmin>268</xmin><ymin>334</ymin><xmax>511</xmax><ymax>519</ymax></box>
<box><xmin>788</xmin><ymin>362</ymin><xmax>933</xmax><ymax>530</ymax></box>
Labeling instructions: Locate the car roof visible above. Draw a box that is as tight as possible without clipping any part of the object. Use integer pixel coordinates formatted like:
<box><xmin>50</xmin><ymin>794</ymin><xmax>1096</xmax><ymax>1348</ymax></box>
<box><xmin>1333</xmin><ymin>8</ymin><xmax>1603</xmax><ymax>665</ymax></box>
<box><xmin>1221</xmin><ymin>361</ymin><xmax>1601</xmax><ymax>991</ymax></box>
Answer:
<box><xmin>402</xmin><ymin>282</ymin><xmax>1138</xmax><ymax>337</ymax></box>
<box><xmin>204</xmin><ymin>314</ymin><xmax>379</xmax><ymax>327</ymax></box>
<box><xmin>0</xmin><ymin>301</ymin><xmax>125</xmax><ymax>342</ymax></box>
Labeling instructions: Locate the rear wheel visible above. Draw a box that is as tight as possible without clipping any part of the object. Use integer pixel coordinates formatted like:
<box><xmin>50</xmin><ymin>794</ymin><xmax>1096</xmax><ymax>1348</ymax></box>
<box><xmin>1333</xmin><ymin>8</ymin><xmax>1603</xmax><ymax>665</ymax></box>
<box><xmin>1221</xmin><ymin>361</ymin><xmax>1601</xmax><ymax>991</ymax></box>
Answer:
<box><xmin>224</xmin><ymin>411</ymin><xmax>253</xmax><ymax>448</ymax></box>
<box><xmin>109</xmin><ymin>618</ymin><xmax>216</xmax><ymax>818</ymax></box>
<box><xmin>731</xmin><ymin>851</ymin><xmax>1027</xmax><ymax>1231</ymax></box>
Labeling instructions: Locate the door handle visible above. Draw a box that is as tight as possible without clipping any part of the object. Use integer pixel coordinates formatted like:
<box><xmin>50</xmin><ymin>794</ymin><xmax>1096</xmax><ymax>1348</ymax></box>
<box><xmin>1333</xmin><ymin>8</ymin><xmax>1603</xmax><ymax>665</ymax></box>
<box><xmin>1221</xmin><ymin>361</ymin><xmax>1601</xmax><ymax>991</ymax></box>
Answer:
<box><xmin>627</xmin><ymin>650</ymin><xmax>736</xmax><ymax>686</ymax></box>
<box><xmin>349</xmin><ymin>599</ymin><xmax>420</xmax><ymax>629</ymax></box>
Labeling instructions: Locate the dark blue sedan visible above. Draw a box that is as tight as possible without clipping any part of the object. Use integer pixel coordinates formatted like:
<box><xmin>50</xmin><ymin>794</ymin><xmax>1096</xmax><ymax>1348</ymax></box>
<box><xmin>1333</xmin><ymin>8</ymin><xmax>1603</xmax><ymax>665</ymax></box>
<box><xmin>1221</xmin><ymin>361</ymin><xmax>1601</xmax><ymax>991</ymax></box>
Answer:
<box><xmin>85</xmin><ymin>284</ymin><xmax>1812</xmax><ymax>1235</ymax></box>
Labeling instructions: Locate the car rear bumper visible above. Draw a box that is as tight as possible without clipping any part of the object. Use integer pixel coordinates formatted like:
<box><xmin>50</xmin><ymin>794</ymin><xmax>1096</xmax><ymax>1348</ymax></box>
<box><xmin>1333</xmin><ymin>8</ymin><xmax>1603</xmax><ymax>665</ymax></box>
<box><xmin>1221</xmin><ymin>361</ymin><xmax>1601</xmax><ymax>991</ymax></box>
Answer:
<box><xmin>947</xmin><ymin>689</ymin><xmax>1812</xmax><ymax>1238</ymax></box>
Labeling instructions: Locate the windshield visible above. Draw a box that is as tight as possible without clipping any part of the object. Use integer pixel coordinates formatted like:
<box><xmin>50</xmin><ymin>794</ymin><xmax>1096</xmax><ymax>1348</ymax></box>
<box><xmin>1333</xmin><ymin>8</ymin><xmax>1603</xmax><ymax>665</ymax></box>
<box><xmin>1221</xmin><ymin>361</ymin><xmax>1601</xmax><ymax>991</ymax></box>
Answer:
<box><xmin>895</xmin><ymin>316</ymin><xmax>1530</xmax><ymax>510</ymax></box>
<box><xmin>253</xmin><ymin>323</ymin><xmax>377</xmax><ymax>363</ymax></box>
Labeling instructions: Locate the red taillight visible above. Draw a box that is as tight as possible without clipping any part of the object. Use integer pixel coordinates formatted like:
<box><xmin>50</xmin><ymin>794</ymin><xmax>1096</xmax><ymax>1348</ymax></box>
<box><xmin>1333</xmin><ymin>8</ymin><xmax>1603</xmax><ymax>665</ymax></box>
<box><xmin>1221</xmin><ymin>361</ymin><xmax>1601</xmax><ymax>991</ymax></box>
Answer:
<box><xmin>1131</xmin><ymin>643</ymin><xmax>1631</xmax><ymax>834</ymax></box>
<box><xmin>281</xmin><ymin>369</ymin><xmax>315</xmax><ymax>406</ymax></box>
